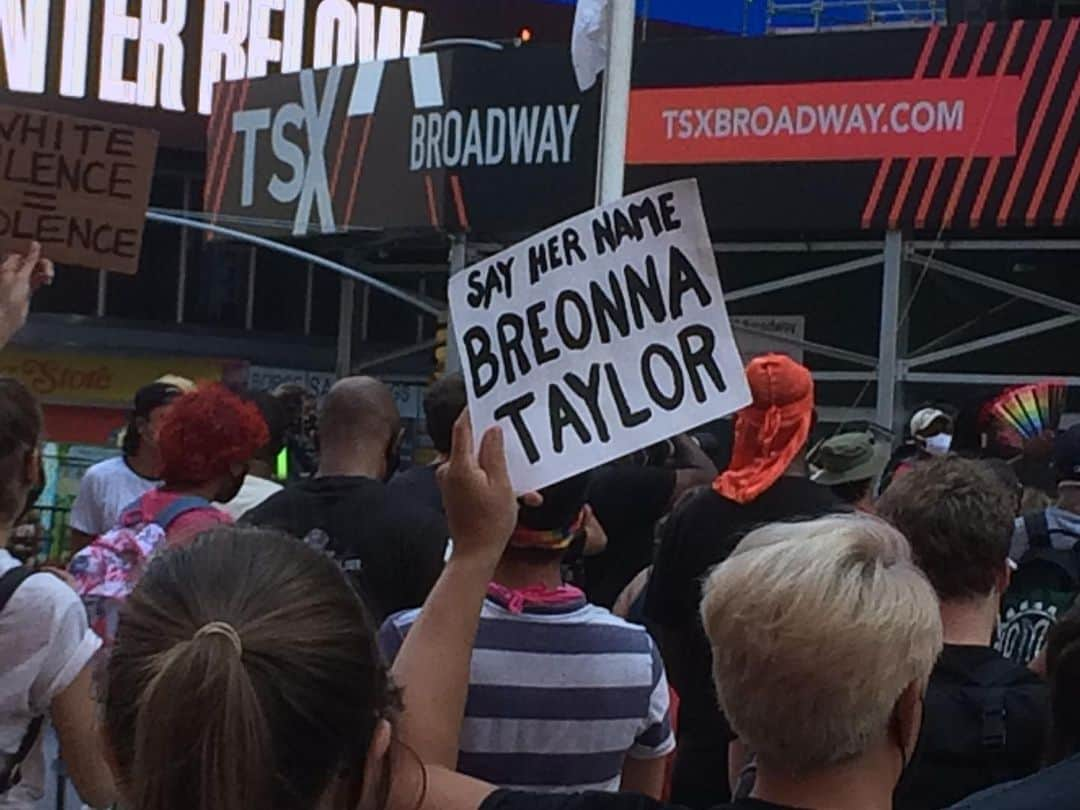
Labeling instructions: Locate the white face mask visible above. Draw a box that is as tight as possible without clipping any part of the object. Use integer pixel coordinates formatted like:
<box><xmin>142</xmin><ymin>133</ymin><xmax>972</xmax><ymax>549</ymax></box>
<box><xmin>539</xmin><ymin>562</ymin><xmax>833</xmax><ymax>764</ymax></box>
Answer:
<box><xmin>923</xmin><ymin>433</ymin><xmax>952</xmax><ymax>456</ymax></box>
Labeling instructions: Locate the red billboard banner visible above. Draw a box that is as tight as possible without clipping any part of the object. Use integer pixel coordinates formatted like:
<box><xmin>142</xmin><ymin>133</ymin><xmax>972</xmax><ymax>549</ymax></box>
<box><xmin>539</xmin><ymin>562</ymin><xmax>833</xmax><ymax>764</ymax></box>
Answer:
<box><xmin>628</xmin><ymin>19</ymin><xmax>1080</xmax><ymax>235</ymax></box>
<box><xmin>628</xmin><ymin>77</ymin><xmax>1022</xmax><ymax>164</ymax></box>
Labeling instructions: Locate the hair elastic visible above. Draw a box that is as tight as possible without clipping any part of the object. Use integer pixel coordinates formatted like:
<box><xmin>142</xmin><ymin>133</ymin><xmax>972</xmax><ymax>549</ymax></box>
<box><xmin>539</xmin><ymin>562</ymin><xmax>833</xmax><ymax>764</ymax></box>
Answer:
<box><xmin>194</xmin><ymin>621</ymin><xmax>243</xmax><ymax>656</ymax></box>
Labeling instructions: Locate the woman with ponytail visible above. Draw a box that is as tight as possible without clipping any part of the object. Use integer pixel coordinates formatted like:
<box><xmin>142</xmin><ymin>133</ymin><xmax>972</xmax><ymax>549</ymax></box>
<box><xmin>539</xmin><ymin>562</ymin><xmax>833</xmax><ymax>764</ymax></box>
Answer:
<box><xmin>105</xmin><ymin>528</ymin><xmax>402</xmax><ymax>810</ymax></box>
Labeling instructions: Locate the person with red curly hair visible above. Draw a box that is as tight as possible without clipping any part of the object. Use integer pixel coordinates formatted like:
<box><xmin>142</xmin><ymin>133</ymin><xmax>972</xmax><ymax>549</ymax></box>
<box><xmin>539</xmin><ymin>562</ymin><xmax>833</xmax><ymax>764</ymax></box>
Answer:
<box><xmin>123</xmin><ymin>384</ymin><xmax>268</xmax><ymax>548</ymax></box>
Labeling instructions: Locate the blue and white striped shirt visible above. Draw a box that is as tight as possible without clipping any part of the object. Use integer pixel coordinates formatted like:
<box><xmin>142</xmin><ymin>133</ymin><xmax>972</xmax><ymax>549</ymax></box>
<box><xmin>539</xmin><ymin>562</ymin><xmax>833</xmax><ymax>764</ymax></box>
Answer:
<box><xmin>379</xmin><ymin>592</ymin><xmax>675</xmax><ymax>793</ymax></box>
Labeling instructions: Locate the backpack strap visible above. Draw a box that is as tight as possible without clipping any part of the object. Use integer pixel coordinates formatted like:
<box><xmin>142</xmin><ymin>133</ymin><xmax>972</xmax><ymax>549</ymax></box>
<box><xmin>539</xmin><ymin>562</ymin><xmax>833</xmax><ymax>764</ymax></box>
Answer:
<box><xmin>979</xmin><ymin>687</ymin><xmax>1008</xmax><ymax>752</ymax></box>
<box><xmin>0</xmin><ymin>715</ymin><xmax>43</xmax><ymax>793</ymax></box>
<box><xmin>150</xmin><ymin>496</ymin><xmax>212</xmax><ymax>530</ymax></box>
<box><xmin>969</xmin><ymin>656</ymin><xmax>1012</xmax><ymax>784</ymax></box>
<box><xmin>0</xmin><ymin>566</ymin><xmax>33</xmax><ymax>613</ymax></box>
<box><xmin>0</xmin><ymin>566</ymin><xmax>44</xmax><ymax>793</ymax></box>
<box><xmin>1022</xmin><ymin>510</ymin><xmax>1052</xmax><ymax>550</ymax></box>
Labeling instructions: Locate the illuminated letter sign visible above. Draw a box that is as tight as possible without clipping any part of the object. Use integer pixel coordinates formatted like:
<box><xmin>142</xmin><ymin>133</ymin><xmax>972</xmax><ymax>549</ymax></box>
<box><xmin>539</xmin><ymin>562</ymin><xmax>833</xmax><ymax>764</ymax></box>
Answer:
<box><xmin>0</xmin><ymin>0</ymin><xmax>425</xmax><ymax>116</ymax></box>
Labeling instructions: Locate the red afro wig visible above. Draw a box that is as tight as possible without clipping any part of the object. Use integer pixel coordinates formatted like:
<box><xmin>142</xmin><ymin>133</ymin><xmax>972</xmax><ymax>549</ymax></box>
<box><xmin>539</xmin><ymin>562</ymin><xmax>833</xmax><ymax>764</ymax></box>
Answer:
<box><xmin>157</xmin><ymin>384</ymin><xmax>268</xmax><ymax>485</ymax></box>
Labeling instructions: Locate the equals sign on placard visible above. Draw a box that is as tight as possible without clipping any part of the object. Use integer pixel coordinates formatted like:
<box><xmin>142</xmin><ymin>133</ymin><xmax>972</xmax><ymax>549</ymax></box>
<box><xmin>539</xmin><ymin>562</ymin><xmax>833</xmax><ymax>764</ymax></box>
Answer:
<box><xmin>22</xmin><ymin>190</ymin><xmax>58</xmax><ymax>212</ymax></box>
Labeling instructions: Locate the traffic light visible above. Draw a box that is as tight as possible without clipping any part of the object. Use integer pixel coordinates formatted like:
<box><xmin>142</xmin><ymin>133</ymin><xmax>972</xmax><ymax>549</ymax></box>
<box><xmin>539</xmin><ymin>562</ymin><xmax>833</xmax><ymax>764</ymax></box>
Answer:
<box><xmin>434</xmin><ymin>316</ymin><xmax>449</xmax><ymax>379</ymax></box>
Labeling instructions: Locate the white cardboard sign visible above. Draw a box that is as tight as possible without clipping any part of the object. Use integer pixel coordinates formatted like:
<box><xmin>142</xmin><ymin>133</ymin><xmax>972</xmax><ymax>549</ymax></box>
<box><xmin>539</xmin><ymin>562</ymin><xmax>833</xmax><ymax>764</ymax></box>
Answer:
<box><xmin>449</xmin><ymin>179</ymin><xmax>751</xmax><ymax>493</ymax></box>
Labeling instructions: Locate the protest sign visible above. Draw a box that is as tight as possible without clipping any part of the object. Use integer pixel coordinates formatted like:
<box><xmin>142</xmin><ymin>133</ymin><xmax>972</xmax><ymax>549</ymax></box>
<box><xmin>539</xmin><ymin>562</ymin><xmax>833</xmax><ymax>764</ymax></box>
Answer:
<box><xmin>0</xmin><ymin>106</ymin><xmax>158</xmax><ymax>274</ymax></box>
<box><xmin>449</xmin><ymin>179</ymin><xmax>751</xmax><ymax>493</ymax></box>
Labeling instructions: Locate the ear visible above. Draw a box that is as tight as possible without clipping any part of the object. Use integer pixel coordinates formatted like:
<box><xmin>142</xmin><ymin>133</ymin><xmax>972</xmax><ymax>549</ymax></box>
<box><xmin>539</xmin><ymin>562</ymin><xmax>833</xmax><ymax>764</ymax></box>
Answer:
<box><xmin>356</xmin><ymin>719</ymin><xmax>393</xmax><ymax>809</ymax></box>
<box><xmin>393</xmin><ymin>428</ymin><xmax>405</xmax><ymax>453</ymax></box>
<box><xmin>893</xmin><ymin>680</ymin><xmax>924</xmax><ymax>763</ymax></box>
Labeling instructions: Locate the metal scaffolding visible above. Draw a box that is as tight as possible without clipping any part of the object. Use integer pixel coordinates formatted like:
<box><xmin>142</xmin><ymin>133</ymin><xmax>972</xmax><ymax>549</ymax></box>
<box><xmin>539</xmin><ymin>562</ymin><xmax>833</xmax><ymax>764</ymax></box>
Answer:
<box><xmin>766</xmin><ymin>0</ymin><xmax>946</xmax><ymax>33</ymax></box>
<box><xmin>716</xmin><ymin>234</ymin><xmax>1080</xmax><ymax>434</ymax></box>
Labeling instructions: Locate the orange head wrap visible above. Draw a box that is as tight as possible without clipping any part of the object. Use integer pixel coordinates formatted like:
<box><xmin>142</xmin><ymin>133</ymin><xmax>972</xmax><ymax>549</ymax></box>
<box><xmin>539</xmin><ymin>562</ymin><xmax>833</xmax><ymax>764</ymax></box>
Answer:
<box><xmin>714</xmin><ymin>354</ymin><xmax>814</xmax><ymax>504</ymax></box>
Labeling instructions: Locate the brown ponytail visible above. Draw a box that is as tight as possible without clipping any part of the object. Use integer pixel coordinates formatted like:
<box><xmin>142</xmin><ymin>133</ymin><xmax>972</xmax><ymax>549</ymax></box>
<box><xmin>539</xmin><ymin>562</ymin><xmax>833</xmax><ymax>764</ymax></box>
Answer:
<box><xmin>106</xmin><ymin>528</ymin><xmax>398</xmax><ymax>810</ymax></box>
<box><xmin>131</xmin><ymin>630</ymin><xmax>273</xmax><ymax>810</ymax></box>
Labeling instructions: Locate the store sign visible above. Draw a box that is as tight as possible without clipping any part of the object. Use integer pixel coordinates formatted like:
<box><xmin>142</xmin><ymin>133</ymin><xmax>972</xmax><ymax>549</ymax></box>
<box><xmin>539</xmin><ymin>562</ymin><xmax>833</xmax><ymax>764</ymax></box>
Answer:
<box><xmin>246</xmin><ymin>365</ymin><xmax>425</xmax><ymax>418</ymax></box>
<box><xmin>247</xmin><ymin>365</ymin><xmax>336</xmax><ymax>398</ymax></box>
<box><xmin>213</xmin><ymin>46</ymin><xmax>600</xmax><ymax>237</ymax></box>
<box><xmin>0</xmin><ymin>347</ymin><xmax>235</xmax><ymax>406</ymax></box>
<box><xmin>0</xmin><ymin>106</ymin><xmax>158</xmax><ymax>273</ymax></box>
<box><xmin>0</xmin><ymin>0</ymin><xmax>424</xmax><ymax>115</ymax></box>
<box><xmin>730</xmin><ymin>316</ymin><xmax>805</xmax><ymax>364</ymax></box>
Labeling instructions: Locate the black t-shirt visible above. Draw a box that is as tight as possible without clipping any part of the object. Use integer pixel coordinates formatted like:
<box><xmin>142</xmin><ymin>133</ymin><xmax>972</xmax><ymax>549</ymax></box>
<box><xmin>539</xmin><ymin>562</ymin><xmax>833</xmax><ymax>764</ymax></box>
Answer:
<box><xmin>584</xmin><ymin>465</ymin><xmax>676</xmax><ymax>608</ymax></box>
<box><xmin>241</xmin><ymin>476</ymin><xmax>448</xmax><ymax>621</ymax></box>
<box><xmin>948</xmin><ymin>751</ymin><xmax>1080</xmax><ymax>809</ymax></box>
<box><xmin>643</xmin><ymin>477</ymin><xmax>842</xmax><ymax>807</ymax></box>
<box><xmin>388</xmin><ymin>463</ymin><xmax>444</xmax><ymax>515</ymax></box>
<box><xmin>480</xmin><ymin>792</ymin><xmax>796</xmax><ymax>810</ymax></box>
<box><xmin>894</xmin><ymin>645</ymin><xmax>1048</xmax><ymax>810</ymax></box>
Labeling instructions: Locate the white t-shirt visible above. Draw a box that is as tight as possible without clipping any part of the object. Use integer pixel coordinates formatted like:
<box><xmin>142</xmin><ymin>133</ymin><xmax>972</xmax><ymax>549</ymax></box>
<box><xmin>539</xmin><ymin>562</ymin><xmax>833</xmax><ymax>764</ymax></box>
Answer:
<box><xmin>0</xmin><ymin>549</ymin><xmax>101</xmax><ymax>808</ymax></box>
<box><xmin>68</xmin><ymin>457</ymin><xmax>158</xmax><ymax>536</ymax></box>
<box><xmin>218</xmin><ymin>475</ymin><xmax>284</xmax><ymax>521</ymax></box>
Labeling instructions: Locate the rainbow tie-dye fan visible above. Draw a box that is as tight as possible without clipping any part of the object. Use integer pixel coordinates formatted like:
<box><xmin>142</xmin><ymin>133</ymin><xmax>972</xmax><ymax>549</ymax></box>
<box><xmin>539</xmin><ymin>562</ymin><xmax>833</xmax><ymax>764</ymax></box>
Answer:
<box><xmin>986</xmin><ymin>381</ymin><xmax>1066</xmax><ymax>451</ymax></box>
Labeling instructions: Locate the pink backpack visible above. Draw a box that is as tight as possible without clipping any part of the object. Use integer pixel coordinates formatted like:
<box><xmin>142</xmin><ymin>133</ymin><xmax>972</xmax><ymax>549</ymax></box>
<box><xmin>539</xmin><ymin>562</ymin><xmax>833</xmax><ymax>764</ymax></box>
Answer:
<box><xmin>68</xmin><ymin>496</ymin><xmax>209</xmax><ymax>647</ymax></box>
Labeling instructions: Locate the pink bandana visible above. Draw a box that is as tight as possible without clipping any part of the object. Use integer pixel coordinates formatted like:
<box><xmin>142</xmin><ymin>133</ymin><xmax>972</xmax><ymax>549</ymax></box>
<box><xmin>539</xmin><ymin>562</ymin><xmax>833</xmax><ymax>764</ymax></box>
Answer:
<box><xmin>486</xmin><ymin>582</ymin><xmax>586</xmax><ymax>615</ymax></box>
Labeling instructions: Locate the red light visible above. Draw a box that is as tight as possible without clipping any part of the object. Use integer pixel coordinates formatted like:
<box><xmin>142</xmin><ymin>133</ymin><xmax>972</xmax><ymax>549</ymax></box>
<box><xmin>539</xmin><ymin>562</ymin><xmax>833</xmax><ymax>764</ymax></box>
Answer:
<box><xmin>519</xmin><ymin>27</ymin><xmax>533</xmax><ymax>43</ymax></box>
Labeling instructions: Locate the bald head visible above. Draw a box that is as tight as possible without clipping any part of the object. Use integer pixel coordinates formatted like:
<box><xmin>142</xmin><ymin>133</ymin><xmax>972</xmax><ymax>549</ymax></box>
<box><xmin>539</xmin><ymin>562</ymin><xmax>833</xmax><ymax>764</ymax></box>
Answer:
<box><xmin>319</xmin><ymin>377</ymin><xmax>401</xmax><ymax>452</ymax></box>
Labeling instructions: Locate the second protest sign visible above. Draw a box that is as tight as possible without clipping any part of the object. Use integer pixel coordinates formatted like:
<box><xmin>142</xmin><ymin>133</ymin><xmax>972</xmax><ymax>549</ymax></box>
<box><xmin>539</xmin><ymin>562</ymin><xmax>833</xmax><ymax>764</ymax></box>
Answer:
<box><xmin>449</xmin><ymin>178</ymin><xmax>751</xmax><ymax>493</ymax></box>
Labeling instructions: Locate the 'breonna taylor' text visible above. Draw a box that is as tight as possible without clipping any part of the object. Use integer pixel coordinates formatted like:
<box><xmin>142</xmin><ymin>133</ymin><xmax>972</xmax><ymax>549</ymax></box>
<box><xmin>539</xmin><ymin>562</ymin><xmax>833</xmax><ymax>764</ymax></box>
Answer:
<box><xmin>461</xmin><ymin>191</ymin><xmax>729</xmax><ymax>465</ymax></box>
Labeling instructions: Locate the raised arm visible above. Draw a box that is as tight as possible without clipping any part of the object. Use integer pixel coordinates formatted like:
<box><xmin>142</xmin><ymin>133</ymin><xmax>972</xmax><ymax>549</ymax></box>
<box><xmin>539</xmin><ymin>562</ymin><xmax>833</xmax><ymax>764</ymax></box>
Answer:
<box><xmin>0</xmin><ymin>242</ymin><xmax>53</xmax><ymax>349</ymax></box>
<box><xmin>390</xmin><ymin>414</ymin><xmax>518</xmax><ymax>769</ymax></box>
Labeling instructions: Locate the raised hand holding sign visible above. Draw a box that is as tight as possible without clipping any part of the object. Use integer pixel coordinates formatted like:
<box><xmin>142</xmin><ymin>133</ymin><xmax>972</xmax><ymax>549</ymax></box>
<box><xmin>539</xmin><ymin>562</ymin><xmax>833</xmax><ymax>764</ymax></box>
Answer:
<box><xmin>449</xmin><ymin>179</ymin><xmax>751</xmax><ymax>493</ymax></box>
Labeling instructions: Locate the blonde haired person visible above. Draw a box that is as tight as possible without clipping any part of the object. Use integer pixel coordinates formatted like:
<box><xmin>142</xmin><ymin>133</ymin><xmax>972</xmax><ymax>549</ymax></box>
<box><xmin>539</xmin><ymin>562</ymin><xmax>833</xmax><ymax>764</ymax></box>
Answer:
<box><xmin>700</xmin><ymin>515</ymin><xmax>943</xmax><ymax>810</ymax></box>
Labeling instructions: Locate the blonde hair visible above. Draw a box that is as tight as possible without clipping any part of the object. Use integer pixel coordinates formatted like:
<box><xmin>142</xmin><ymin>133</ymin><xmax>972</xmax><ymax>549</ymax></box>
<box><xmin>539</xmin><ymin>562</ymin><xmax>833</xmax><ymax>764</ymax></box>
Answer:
<box><xmin>700</xmin><ymin>514</ymin><xmax>942</xmax><ymax>774</ymax></box>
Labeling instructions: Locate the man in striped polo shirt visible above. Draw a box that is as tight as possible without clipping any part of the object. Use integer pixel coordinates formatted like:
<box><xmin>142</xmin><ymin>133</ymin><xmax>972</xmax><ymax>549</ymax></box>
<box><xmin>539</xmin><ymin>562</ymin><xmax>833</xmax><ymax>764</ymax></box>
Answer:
<box><xmin>379</xmin><ymin>472</ymin><xmax>674</xmax><ymax>796</ymax></box>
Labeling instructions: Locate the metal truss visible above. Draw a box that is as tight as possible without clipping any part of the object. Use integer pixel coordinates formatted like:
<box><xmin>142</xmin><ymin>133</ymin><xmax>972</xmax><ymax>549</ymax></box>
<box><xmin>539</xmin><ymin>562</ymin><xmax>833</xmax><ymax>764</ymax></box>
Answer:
<box><xmin>716</xmin><ymin>235</ymin><xmax>1080</xmax><ymax>432</ymax></box>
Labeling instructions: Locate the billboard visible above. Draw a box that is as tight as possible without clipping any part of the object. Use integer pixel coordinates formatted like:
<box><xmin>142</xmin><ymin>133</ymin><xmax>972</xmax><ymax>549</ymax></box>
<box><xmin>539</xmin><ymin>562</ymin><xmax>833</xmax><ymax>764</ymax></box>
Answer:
<box><xmin>628</xmin><ymin>20</ymin><xmax>1080</xmax><ymax>234</ymax></box>
<box><xmin>209</xmin><ymin>45</ymin><xmax>600</xmax><ymax>237</ymax></box>
<box><xmin>0</xmin><ymin>0</ymin><xmax>428</xmax><ymax>147</ymax></box>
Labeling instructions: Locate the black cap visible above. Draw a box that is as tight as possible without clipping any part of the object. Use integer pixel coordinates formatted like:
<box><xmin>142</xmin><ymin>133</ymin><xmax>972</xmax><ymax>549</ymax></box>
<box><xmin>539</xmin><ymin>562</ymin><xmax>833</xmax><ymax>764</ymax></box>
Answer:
<box><xmin>133</xmin><ymin>382</ymin><xmax>182</xmax><ymax>418</ymax></box>
<box><xmin>518</xmin><ymin>472</ymin><xmax>591</xmax><ymax>534</ymax></box>
<box><xmin>1054</xmin><ymin>425</ymin><xmax>1080</xmax><ymax>483</ymax></box>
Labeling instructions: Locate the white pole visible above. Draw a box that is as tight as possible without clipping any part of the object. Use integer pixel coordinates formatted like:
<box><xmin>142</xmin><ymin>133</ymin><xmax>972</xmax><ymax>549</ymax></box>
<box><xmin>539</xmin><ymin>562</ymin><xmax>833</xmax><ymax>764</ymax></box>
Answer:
<box><xmin>876</xmin><ymin>230</ymin><xmax>904</xmax><ymax>435</ymax></box>
<box><xmin>596</xmin><ymin>0</ymin><xmax>635</xmax><ymax>206</ymax></box>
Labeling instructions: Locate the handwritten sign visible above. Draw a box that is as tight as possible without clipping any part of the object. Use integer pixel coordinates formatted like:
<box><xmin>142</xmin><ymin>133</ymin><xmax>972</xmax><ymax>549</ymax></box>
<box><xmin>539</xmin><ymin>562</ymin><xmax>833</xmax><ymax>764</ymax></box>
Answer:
<box><xmin>0</xmin><ymin>107</ymin><xmax>158</xmax><ymax>274</ymax></box>
<box><xmin>449</xmin><ymin>179</ymin><xmax>751</xmax><ymax>493</ymax></box>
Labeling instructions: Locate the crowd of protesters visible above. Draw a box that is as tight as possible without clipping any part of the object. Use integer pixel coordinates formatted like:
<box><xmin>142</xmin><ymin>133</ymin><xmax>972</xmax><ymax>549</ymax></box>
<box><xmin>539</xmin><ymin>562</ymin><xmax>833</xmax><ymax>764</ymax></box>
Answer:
<box><xmin>4</xmin><ymin>242</ymin><xmax>1080</xmax><ymax>810</ymax></box>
